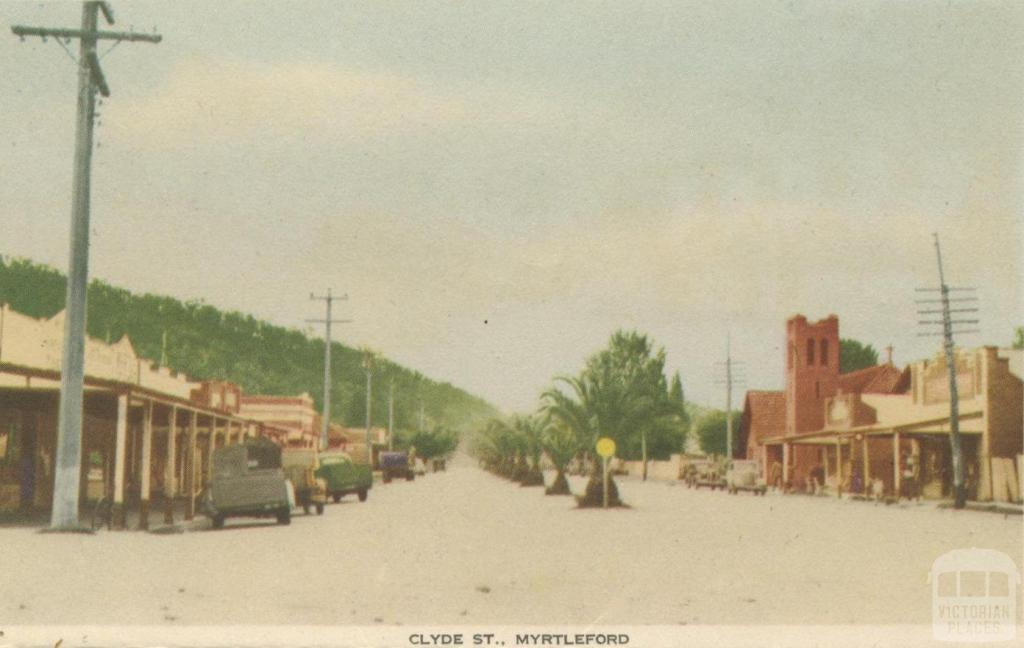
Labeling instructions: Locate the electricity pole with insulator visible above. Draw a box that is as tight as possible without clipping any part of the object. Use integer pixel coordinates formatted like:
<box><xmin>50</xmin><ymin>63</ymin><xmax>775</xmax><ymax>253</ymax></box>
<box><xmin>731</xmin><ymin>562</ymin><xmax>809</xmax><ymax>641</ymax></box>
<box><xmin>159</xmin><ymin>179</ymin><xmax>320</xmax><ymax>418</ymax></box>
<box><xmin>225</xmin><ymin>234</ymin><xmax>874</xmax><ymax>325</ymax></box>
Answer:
<box><xmin>307</xmin><ymin>290</ymin><xmax>351</xmax><ymax>450</ymax></box>
<box><xmin>11</xmin><ymin>2</ymin><xmax>161</xmax><ymax>531</ymax></box>
<box><xmin>714</xmin><ymin>333</ymin><xmax>745</xmax><ymax>460</ymax></box>
<box><xmin>916</xmin><ymin>233</ymin><xmax>979</xmax><ymax>510</ymax></box>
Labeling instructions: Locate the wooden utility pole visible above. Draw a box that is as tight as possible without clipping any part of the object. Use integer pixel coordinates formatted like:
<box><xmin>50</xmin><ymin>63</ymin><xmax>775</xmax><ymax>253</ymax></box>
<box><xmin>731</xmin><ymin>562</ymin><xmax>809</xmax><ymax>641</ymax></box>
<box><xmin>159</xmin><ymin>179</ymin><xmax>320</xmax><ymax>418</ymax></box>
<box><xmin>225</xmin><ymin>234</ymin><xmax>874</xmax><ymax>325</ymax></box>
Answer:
<box><xmin>307</xmin><ymin>290</ymin><xmax>350</xmax><ymax>450</ymax></box>
<box><xmin>388</xmin><ymin>380</ymin><xmax>395</xmax><ymax>451</ymax></box>
<box><xmin>916</xmin><ymin>233</ymin><xmax>978</xmax><ymax>509</ymax></box>
<box><xmin>363</xmin><ymin>350</ymin><xmax>374</xmax><ymax>465</ymax></box>
<box><xmin>715</xmin><ymin>334</ymin><xmax>745</xmax><ymax>460</ymax></box>
<box><xmin>12</xmin><ymin>2</ymin><xmax>160</xmax><ymax>530</ymax></box>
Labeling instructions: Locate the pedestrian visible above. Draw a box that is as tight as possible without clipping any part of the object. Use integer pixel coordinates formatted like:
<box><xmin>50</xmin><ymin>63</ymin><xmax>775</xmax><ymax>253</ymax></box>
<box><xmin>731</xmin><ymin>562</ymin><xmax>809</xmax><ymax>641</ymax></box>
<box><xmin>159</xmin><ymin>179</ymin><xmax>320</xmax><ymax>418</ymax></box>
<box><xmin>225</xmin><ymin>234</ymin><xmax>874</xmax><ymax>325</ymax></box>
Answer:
<box><xmin>809</xmin><ymin>464</ymin><xmax>826</xmax><ymax>495</ymax></box>
<box><xmin>769</xmin><ymin>460</ymin><xmax>783</xmax><ymax>492</ymax></box>
<box><xmin>901</xmin><ymin>454</ymin><xmax>919</xmax><ymax>502</ymax></box>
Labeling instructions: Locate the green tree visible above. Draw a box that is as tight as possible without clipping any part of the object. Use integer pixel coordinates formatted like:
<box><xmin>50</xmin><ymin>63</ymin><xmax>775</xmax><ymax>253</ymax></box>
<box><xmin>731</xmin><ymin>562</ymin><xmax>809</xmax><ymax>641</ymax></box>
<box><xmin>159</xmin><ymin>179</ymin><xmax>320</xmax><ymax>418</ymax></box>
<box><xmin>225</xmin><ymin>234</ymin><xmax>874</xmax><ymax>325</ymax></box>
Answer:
<box><xmin>1013</xmin><ymin>327</ymin><xmax>1023</xmax><ymax>349</ymax></box>
<box><xmin>0</xmin><ymin>257</ymin><xmax>500</xmax><ymax>434</ymax></box>
<box><xmin>514</xmin><ymin>415</ymin><xmax>545</xmax><ymax>487</ymax></box>
<box><xmin>696</xmin><ymin>410</ymin><xmax>740</xmax><ymax>456</ymax></box>
<box><xmin>542</xmin><ymin>330</ymin><xmax>684</xmax><ymax>506</ymax></box>
<box><xmin>839</xmin><ymin>338</ymin><xmax>879</xmax><ymax>373</ymax></box>
<box><xmin>668</xmin><ymin>371</ymin><xmax>690</xmax><ymax>453</ymax></box>
<box><xmin>402</xmin><ymin>425</ymin><xmax>459</xmax><ymax>466</ymax></box>
<box><xmin>540</xmin><ymin>419</ymin><xmax>579</xmax><ymax>495</ymax></box>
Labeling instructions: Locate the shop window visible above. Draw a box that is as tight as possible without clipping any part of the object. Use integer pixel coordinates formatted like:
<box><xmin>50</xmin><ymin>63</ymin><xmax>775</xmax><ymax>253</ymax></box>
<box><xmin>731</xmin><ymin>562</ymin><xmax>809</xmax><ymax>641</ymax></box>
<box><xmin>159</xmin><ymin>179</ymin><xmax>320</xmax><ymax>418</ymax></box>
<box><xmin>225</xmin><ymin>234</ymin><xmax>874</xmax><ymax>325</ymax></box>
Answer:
<box><xmin>820</xmin><ymin>339</ymin><xmax>829</xmax><ymax>366</ymax></box>
<box><xmin>806</xmin><ymin>339</ymin><xmax>815</xmax><ymax>366</ymax></box>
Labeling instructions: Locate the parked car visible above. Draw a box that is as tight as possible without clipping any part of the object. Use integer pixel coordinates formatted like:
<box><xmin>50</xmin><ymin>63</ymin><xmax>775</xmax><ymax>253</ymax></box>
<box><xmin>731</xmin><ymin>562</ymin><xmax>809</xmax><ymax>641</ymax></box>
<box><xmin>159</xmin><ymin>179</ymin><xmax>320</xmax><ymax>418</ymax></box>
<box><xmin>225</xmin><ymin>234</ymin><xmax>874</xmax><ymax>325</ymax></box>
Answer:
<box><xmin>726</xmin><ymin>459</ymin><xmax>767</xmax><ymax>495</ymax></box>
<box><xmin>200</xmin><ymin>438</ymin><xmax>293</xmax><ymax>529</ymax></box>
<box><xmin>282</xmin><ymin>448</ymin><xmax>328</xmax><ymax>514</ymax></box>
<box><xmin>379</xmin><ymin>451</ymin><xmax>415</xmax><ymax>483</ymax></box>
<box><xmin>316</xmin><ymin>451</ymin><xmax>373</xmax><ymax>502</ymax></box>
<box><xmin>682</xmin><ymin>456</ymin><xmax>728</xmax><ymax>490</ymax></box>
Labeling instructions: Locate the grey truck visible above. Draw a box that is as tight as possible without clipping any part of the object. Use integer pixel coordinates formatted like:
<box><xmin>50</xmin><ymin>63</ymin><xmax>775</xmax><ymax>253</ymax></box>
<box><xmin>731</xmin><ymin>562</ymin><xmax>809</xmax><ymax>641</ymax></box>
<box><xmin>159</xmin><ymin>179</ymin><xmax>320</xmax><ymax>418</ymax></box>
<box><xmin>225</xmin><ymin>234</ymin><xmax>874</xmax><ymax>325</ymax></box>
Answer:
<box><xmin>200</xmin><ymin>438</ymin><xmax>294</xmax><ymax>528</ymax></box>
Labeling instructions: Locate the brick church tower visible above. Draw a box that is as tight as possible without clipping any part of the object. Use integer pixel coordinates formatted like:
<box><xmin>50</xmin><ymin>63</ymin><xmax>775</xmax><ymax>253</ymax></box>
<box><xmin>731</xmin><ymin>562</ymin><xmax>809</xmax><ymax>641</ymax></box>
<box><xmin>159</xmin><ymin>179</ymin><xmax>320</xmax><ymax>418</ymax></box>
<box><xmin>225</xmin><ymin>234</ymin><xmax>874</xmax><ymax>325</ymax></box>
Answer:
<box><xmin>784</xmin><ymin>314</ymin><xmax>840</xmax><ymax>434</ymax></box>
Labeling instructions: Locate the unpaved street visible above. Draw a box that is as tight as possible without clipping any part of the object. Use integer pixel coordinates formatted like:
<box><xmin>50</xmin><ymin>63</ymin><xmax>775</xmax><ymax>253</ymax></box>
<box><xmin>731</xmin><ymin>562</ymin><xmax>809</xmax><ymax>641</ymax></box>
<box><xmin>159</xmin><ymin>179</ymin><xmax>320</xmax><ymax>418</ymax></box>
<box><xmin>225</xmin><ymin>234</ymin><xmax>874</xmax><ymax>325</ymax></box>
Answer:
<box><xmin>0</xmin><ymin>459</ymin><xmax>1020</xmax><ymax>626</ymax></box>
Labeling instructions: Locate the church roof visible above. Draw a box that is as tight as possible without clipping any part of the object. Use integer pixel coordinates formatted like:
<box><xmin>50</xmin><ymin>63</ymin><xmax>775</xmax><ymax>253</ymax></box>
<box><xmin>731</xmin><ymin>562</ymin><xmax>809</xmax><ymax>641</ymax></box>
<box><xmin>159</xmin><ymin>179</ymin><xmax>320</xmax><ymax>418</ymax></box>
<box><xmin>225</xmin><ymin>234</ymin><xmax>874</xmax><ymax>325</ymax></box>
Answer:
<box><xmin>837</xmin><ymin>363</ymin><xmax>909</xmax><ymax>394</ymax></box>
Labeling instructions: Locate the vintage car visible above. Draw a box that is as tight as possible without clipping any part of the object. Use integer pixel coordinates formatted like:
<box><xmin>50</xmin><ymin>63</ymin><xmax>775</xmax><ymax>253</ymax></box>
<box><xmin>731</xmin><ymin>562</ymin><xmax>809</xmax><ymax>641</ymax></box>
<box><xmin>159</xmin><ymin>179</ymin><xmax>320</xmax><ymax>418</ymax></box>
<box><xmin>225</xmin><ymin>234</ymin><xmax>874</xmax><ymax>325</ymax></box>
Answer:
<box><xmin>281</xmin><ymin>448</ymin><xmax>328</xmax><ymax>515</ymax></box>
<box><xmin>316</xmin><ymin>451</ymin><xmax>373</xmax><ymax>502</ymax></box>
<box><xmin>200</xmin><ymin>438</ymin><xmax>293</xmax><ymax>529</ymax></box>
<box><xmin>726</xmin><ymin>459</ymin><xmax>767</xmax><ymax>495</ymax></box>
<box><xmin>682</xmin><ymin>456</ymin><xmax>728</xmax><ymax>490</ymax></box>
<box><xmin>379</xmin><ymin>451</ymin><xmax>415</xmax><ymax>483</ymax></box>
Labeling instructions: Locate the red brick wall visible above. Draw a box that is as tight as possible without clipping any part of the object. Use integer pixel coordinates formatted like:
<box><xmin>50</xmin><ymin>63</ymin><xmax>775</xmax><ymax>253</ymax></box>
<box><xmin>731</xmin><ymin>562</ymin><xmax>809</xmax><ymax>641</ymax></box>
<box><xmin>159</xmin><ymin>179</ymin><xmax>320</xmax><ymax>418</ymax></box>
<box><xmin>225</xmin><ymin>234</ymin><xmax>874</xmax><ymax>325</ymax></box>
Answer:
<box><xmin>785</xmin><ymin>315</ymin><xmax>840</xmax><ymax>434</ymax></box>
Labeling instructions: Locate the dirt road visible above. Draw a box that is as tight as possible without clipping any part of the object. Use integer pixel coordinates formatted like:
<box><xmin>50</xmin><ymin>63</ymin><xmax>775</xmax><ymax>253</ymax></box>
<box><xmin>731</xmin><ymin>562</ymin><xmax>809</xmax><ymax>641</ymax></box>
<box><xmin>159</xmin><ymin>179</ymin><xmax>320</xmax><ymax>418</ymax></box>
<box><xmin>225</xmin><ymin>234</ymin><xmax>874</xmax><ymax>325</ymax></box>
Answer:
<box><xmin>0</xmin><ymin>460</ymin><xmax>1019</xmax><ymax>626</ymax></box>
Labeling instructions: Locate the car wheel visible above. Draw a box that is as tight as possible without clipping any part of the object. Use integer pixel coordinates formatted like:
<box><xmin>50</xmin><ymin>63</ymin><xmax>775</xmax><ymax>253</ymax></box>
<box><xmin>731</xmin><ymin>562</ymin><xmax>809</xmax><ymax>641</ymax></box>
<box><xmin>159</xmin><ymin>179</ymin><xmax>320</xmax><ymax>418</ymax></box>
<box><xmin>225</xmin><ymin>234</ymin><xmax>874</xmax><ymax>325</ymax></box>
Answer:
<box><xmin>277</xmin><ymin>508</ymin><xmax>291</xmax><ymax>525</ymax></box>
<box><xmin>407</xmin><ymin>473</ymin><xmax>414</xmax><ymax>481</ymax></box>
<box><xmin>332</xmin><ymin>494</ymin><xmax>341</xmax><ymax>503</ymax></box>
<box><xmin>358</xmin><ymin>489</ymin><xmax>368</xmax><ymax>502</ymax></box>
<box><xmin>315</xmin><ymin>503</ymin><xmax>324</xmax><ymax>515</ymax></box>
<box><xmin>212</xmin><ymin>514</ymin><xmax>224</xmax><ymax>530</ymax></box>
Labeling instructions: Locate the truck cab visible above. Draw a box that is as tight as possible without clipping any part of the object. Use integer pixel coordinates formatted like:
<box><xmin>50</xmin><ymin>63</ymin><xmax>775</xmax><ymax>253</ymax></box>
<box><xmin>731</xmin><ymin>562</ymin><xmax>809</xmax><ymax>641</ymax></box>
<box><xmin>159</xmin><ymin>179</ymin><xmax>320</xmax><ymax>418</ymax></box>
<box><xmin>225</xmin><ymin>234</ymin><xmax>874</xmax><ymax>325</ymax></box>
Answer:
<box><xmin>316</xmin><ymin>451</ymin><xmax>373</xmax><ymax>502</ymax></box>
<box><xmin>200</xmin><ymin>438</ymin><xmax>293</xmax><ymax>528</ymax></box>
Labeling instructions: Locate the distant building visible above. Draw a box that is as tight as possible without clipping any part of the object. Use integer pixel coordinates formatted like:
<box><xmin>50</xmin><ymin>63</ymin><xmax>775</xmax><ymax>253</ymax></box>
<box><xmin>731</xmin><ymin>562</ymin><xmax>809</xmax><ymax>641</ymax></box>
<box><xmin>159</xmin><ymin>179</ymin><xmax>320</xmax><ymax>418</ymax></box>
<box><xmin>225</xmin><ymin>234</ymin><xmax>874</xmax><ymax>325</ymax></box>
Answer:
<box><xmin>238</xmin><ymin>393</ymin><xmax>318</xmax><ymax>448</ymax></box>
<box><xmin>740</xmin><ymin>314</ymin><xmax>1023</xmax><ymax>501</ymax></box>
<box><xmin>191</xmin><ymin>380</ymin><xmax>242</xmax><ymax>414</ymax></box>
<box><xmin>326</xmin><ymin>424</ymin><xmax>388</xmax><ymax>465</ymax></box>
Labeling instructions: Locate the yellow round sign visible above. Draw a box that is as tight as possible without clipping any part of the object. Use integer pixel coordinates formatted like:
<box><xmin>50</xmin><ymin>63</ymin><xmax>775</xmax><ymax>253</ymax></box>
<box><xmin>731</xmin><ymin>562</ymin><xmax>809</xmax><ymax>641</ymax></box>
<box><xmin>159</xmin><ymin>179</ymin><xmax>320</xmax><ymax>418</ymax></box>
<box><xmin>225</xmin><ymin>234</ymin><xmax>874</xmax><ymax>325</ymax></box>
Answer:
<box><xmin>595</xmin><ymin>437</ymin><xmax>616</xmax><ymax>458</ymax></box>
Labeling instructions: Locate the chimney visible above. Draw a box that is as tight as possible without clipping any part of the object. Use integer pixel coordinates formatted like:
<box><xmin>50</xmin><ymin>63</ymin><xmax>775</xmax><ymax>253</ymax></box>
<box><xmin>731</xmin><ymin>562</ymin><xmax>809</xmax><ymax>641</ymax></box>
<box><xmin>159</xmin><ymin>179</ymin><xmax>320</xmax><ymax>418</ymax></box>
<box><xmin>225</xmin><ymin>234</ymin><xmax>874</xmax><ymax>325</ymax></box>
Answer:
<box><xmin>885</xmin><ymin>345</ymin><xmax>894</xmax><ymax>365</ymax></box>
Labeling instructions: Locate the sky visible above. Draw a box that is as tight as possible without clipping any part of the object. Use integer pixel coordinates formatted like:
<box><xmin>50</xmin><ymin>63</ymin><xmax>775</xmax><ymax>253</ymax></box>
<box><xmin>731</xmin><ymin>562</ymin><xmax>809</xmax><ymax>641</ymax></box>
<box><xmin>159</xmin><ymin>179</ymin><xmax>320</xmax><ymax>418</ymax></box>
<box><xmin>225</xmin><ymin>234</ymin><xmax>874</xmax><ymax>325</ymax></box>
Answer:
<box><xmin>1</xmin><ymin>1</ymin><xmax>1021</xmax><ymax>413</ymax></box>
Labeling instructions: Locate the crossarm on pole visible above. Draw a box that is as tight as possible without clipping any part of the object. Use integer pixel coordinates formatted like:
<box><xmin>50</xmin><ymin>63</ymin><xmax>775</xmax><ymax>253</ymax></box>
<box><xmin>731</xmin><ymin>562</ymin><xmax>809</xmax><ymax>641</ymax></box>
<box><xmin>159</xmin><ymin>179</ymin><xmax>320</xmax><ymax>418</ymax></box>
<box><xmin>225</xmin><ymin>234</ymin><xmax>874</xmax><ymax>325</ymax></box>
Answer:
<box><xmin>11</xmin><ymin>25</ymin><xmax>161</xmax><ymax>43</ymax></box>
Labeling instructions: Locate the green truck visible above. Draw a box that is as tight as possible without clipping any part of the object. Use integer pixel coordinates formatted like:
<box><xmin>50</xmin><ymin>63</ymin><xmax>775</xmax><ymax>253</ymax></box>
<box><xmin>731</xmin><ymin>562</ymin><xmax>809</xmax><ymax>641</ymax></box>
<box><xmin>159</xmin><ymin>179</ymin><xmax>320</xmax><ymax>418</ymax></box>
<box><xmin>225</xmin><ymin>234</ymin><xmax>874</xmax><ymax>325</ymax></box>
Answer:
<box><xmin>316</xmin><ymin>451</ymin><xmax>372</xmax><ymax>502</ymax></box>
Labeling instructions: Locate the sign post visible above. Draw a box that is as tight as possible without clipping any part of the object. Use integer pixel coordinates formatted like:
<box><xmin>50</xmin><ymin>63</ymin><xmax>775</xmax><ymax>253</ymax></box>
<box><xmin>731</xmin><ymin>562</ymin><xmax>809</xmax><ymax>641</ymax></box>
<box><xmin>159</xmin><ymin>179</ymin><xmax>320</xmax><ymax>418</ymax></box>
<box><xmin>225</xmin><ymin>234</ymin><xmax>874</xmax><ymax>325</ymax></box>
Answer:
<box><xmin>595</xmin><ymin>437</ymin><xmax>616</xmax><ymax>509</ymax></box>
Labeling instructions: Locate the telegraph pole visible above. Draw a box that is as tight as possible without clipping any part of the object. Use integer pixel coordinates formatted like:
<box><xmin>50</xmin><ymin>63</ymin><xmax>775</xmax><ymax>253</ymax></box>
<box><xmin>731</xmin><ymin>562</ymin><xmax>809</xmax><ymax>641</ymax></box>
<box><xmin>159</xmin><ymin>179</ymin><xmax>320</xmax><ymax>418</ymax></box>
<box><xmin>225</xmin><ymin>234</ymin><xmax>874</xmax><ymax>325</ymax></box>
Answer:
<box><xmin>714</xmin><ymin>334</ymin><xmax>745</xmax><ymax>459</ymax></box>
<box><xmin>916</xmin><ymin>233</ymin><xmax>979</xmax><ymax>509</ymax></box>
<box><xmin>307</xmin><ymin>290</ymin><xmax>351</xmax><ymax>450</ymax></box>
<box><xmin>362</xmin><ymin>350</ymin><xmax>374</xmax><ymax>465</ymax></box>
<box><xmin>12</xmin><ymin>2</ymin><xmax>161</xmax><ymax>530</ymax></box>
<box><xmin>388</xmin><ymin>380</ymin><xmax>395</xmax><ymax>451</ymax></box>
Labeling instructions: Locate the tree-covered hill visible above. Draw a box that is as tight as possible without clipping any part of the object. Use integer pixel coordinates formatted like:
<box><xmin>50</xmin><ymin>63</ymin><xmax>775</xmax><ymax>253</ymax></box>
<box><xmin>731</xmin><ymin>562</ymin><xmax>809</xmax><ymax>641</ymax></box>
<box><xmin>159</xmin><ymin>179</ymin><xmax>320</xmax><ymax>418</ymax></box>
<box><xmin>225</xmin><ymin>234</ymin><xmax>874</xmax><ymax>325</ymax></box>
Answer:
<box><xmin>0</xmin><ymin>256</ymin><xmax>499</xmax><ymax>432</ymax></box>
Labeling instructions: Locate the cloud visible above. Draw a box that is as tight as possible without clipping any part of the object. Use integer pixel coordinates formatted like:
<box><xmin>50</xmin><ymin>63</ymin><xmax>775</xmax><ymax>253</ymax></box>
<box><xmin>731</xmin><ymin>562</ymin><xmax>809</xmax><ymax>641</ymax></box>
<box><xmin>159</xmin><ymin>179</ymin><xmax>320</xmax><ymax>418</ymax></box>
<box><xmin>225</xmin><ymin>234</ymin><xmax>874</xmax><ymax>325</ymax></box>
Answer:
<box><xmin>111</xmin><ymin>57</ymin><xmax>571</xmax><ymax>151</ymax></box>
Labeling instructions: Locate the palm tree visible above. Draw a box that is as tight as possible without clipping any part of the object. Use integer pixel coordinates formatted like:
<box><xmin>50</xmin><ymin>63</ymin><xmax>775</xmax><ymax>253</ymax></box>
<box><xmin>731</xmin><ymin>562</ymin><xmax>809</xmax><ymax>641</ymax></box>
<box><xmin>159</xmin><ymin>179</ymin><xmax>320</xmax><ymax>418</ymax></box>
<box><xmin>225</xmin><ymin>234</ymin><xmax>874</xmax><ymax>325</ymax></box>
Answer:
<box><xmin>514</xmin><ymin>415</ymin><xmax>545</xmax><ymax>487</ymax></box>
<box><xmin>540</xmin><ymin>419</ymin><xmax>578</xmax><ymax>495</ymax></box>
<box><xmin>542</xmin><ymin>373</ymin><xmax>625</xmax><ymax>507</ymax></box>
<box><xmin>474</xmin><ymin>418</ymin><xmax>515</xmax><ymax>477</ymax></box>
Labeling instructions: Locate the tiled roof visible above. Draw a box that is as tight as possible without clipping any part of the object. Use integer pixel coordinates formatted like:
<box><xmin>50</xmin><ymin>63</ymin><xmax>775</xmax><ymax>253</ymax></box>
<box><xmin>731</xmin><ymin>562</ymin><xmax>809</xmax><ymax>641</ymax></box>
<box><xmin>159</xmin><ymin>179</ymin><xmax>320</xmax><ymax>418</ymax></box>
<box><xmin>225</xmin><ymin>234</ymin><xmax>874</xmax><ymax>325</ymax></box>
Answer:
<box><xmin>837</xmin><ymin>364</ymin><xmax>909</xmax><ymax>394</ymax></box>
<box><xmin>741</xmin><ymin>390</ymin><xmax>786</xmax><ymax>444</ymax></box>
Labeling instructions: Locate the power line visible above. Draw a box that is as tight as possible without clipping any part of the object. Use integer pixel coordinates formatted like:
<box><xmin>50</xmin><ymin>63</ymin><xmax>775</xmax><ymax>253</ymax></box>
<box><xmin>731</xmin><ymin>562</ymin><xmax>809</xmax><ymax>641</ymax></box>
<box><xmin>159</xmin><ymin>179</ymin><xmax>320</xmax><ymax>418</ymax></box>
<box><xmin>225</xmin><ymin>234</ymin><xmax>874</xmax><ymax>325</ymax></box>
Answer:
<box><xmin>307</xmin><ymin>289</ymin><xmax>351</xmax><ymax>451</ymax></box>
<box><xmin>712</xmin><ymin>333</ymin><xmax>742</xmax><ymax>459</ymax></box>
<box><xmin>11</xmin><ymin>1</ymin><xmax>161</xmax><ymax>531</ymax></box>
<box><xmin>915</xmin><ymin>232</ymin><xmax>977</xmax><ymax>509</ymax></box>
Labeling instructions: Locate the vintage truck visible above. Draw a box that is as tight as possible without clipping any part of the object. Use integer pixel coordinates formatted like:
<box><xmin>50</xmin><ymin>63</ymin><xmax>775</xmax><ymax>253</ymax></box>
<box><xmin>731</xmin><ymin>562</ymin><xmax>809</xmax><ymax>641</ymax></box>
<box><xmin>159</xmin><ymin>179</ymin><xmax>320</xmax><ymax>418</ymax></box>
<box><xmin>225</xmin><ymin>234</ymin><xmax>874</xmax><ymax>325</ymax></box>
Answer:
<box><xmin>316</xmin><ymin>451</ymin><xmax>373</xmax><ymax>502</ymax></box>
<box><xmin>379</xmin><ymin>451</ymin><xmax>415</xmax><ymax>483</ymax></box>
<box><xmin>726</xmin><ymin>459</ymin><xmax>767</xmax><ymax>495</ymax></box>
<box><xmin>682</xmin><ymin>455</ymin><xmax>728</xmax><ymax>491</ymax></box>
<box><xmin>281</xmin><ymin>448</ymin><xmax>328</xmax><ymax>514</ymax></box>
<box><xmin>200</xmin><ymin>438</ymin><xmax>294</xmax><ymax>529</ymax></box>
